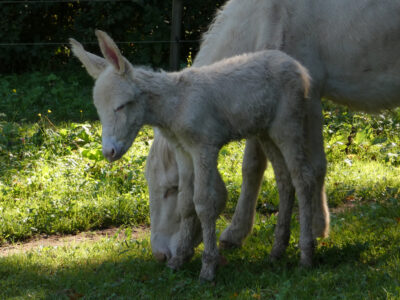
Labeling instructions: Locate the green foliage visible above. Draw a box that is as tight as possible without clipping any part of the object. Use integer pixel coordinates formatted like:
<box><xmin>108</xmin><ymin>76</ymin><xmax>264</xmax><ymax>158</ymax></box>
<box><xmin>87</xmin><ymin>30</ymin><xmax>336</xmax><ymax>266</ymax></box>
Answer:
<box><xmin>0</xmin><ymin>0</ymin><xmax>224</xmax><ymax>73</ymax></box>
<box><xmin>0</xmin><ymin>71</ymin><xmax>96</xmax><ymax>122</ymax></box>
<box><xmin>323</xmin><ymin>100</ymin><xmax>400</xmax><ymax>166</ymax></box>
<box><xmin>322</xmin><ymin>101</ymin><xmax>400</xmax><ymax>207</ymax></box>
<box><xmin>0</xmin><ymin>113</ymin><xmax>152</xmax><ymax>243</ymax></box>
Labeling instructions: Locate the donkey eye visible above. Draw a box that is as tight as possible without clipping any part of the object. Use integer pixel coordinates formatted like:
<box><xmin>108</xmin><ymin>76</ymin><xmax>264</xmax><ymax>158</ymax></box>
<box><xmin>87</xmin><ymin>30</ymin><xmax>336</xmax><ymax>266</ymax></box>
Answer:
<box><xmin>114</xmin><ymin>104</ymin><xmax>125</xmax><ymax>112</ymax></box>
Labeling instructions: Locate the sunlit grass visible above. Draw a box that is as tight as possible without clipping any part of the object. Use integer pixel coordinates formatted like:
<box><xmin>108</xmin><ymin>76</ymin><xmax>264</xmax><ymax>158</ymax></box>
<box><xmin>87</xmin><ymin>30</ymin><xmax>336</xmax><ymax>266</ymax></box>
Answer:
<box><xmin>0</xmin><ymin>121</ymin><xmax>151</xmax><ymax>243</ymax></box>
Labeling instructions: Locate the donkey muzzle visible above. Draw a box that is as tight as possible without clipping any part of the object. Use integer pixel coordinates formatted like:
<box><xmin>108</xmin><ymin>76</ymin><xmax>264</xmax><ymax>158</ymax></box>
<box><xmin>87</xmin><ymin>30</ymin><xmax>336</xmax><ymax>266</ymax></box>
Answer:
<box><xmin>102</xmin><ymin>138</ymin><xmax>124</xmax><ymax>162</ymax></box>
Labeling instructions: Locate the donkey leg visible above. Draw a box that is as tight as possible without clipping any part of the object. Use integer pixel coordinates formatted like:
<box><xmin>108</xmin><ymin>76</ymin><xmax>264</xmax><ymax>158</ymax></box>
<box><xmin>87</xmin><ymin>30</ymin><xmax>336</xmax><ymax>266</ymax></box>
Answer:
<box><xmin>259</xmin><ymin>138</ymin><xmax>296</xmax><ymax>261</ymax></box>
<box><xmin>167</xmin><ymin>149</ymin><xmax>200</xmax><ymax>270</ymax></box>
<box><xmin>269</xmin><ymin>128</ymin><xmax>316</xmax><ymax>267</ymax></box>
<box><xmin>294</xmin><ymin>173</ymin><xmax>315</xmax><ymax>267</ymax></box>
<box><xmin>192</xmin><ymin>148</ymin><xmax>227</xmax><ymax>281</ymax></box>
<box><xmin>305</xmin><ymin>96</ymin><xmax>330</xmax><ymax>238</ymax></box>
<box><xmin>219</xmin><ymin>138</ymin><xmax>267</xmax><ymax>249</ymax></box>
<box><xmin>278</xmin><ymin>146</ymin><xmax>315</xmax><ymax>266</ymax></box>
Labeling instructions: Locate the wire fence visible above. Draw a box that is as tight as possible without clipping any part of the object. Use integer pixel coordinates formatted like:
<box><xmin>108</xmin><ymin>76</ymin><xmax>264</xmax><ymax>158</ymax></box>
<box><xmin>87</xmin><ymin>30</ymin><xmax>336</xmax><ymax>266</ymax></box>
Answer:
<box><xmin>0</xmin><ymin>0</ymin><xmax>197</xmax><ymax>71</ymax></box>
<box><xmin>1</xmin><ymin>0</ymin><xmax>135</xmax><ymax>4</ymax></box>
<box><xmin>0</xmin><ymin>0</ymin><xmax>199</xmax><ymax>47</ymax></box>
<box><xmin>0</xmin><ymin>40</ymin><xmax>200</xmax><ymax>47</ymax></box>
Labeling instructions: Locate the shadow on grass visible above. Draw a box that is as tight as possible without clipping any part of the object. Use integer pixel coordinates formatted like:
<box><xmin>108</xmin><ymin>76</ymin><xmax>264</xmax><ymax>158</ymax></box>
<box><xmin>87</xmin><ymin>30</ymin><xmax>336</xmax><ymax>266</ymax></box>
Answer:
<box><xmin>315</xmin><ymin>242</ymin><xmax>369</xmax><ymax>267</ymax></box>
<box><xmin>1</xmin><ymin>201</ymin><xmax>399</xmax><ymax>298</ymax></box>
<box><xmin>1</xmin><ymin>230</ymin><xmax>398</xmax><ymax>298</ymax></box>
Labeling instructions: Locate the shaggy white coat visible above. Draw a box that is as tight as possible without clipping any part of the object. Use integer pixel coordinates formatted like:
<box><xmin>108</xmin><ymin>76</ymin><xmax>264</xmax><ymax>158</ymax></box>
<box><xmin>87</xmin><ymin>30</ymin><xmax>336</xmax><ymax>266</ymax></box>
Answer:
<box><xmin>146</xmin><ymin>0</ymin><xmax>400</xmax><ymax>265</ymax></box>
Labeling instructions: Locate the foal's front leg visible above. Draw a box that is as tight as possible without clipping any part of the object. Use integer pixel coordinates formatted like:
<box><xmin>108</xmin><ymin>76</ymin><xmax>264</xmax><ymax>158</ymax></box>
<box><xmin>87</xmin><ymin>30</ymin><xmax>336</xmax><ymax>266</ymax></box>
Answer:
<box><xmin>192</xmin><ymin>147</ymin><xmax>227</xmax><ymax>281</ymax></box>
<box><xmin>167</xmin><ymin>148</ymin><xmax>201</xmax><ymax>270</ymax></box>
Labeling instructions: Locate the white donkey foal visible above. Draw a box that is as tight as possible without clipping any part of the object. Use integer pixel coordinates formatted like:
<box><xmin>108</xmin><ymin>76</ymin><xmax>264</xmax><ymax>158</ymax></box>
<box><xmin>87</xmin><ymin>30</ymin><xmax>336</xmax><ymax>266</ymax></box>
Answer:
<box><xmin>71</xmin><ymin>30</ymin><xmax>315</xmax><ymax>281</ymax></box>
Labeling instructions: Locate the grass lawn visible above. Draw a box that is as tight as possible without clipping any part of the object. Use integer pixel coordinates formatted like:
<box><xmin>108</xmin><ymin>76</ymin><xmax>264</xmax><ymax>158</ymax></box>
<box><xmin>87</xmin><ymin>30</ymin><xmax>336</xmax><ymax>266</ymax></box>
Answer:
<box><xmin>0</xmin><ymin>72</ymin><xmax>399</xmax><ymax>298</ymax></box>
<box><xmin>0</xmin><ymin>201</ymin><xmax>399</xmax><ymax>299</ymax></box>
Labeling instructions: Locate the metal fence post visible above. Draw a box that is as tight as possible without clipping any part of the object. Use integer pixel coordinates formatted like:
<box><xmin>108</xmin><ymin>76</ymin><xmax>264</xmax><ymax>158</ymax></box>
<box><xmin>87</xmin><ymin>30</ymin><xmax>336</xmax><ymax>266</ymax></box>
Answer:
<box><xmin>169</xmin><ymin>0</ymin><xmax>183</xmax><ymax>71</ymax></box>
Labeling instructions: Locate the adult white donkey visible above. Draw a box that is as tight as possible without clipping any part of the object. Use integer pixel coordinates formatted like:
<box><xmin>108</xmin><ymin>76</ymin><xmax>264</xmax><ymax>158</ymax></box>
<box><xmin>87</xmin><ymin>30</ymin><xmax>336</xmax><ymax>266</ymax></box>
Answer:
<box><xmin>146</xmin><ymin>0</ymin><xmax>400</xmax><ymax>264</ymax></box>
<box><xmin>71</xmin><ymin>30</ymin><xmax>315</xmax><ymax>281</ymax></box>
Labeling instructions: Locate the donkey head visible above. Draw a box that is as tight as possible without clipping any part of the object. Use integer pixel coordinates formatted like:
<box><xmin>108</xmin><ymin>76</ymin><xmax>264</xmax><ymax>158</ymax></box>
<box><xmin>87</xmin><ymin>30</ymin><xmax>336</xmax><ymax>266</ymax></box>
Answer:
<box><xmin>70</xmin><ymin>30</ymin><xmax>146</xmax><ymax>162</ymax></box>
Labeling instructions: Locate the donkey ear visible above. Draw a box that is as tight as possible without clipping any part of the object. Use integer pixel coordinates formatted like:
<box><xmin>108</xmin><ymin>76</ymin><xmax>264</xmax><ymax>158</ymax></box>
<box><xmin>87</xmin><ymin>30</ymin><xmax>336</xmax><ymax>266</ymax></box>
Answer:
<box><xmin>95</xmin><ymin>30</ymin><xmax>126</xmax><ymax>75</ymax></box>
<box><xmin>69</xmin><ymin>38</ymin><xmax>107</xmax><ymax>79</ymax></box>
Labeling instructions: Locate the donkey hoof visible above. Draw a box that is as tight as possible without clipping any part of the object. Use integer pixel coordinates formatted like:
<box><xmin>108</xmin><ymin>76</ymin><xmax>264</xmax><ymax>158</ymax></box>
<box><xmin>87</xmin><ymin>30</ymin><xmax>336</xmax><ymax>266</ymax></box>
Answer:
<box><xmin>300</xmin><ymin>253</ymin><xmax>313</xmax><ymax>268</ymax></box>
<box><xmin>199</xmin><ymin>253</ymin><xmax>219</xmax><ymax>281</ymax></box>
<box><xmin>167</xmin><ymin>256</ymin><xmax>185</xmax><ymax>270</ymax></box>
<box><xmin>270</xmin><ymin>245</ymin><xmax>286</xmax><ymax>261</ymax></box>
<box><xmin>199</xmin><ymin>266</ymin><xmax>216</xmax><ymax>282</ymax></box>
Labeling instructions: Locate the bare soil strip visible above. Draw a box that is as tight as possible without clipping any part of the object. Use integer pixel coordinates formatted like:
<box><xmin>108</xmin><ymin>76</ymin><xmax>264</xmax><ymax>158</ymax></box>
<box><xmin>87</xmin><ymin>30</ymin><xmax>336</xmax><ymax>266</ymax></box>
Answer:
<box><xmin>0</xmin><ymin>226</ymin><xmax>149</xmax><ymax>257</ymax></box>
<box><xmin>0</xmin><ymin>203</ymin><xmax>358</xmax><ymax>258</ymax></box>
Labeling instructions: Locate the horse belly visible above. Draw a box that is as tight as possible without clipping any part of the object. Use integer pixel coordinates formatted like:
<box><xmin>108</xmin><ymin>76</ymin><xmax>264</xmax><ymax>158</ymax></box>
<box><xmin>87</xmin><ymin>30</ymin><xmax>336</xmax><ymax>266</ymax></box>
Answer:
<box><xmin>313</xmin><ymin>0</ymin><xmax>400</xmax><ymax>112</ymax></box>
<box><xmin>324</xmin><ymin>69</ymin><xmax>400</xmax><ymax>112</ymax></box>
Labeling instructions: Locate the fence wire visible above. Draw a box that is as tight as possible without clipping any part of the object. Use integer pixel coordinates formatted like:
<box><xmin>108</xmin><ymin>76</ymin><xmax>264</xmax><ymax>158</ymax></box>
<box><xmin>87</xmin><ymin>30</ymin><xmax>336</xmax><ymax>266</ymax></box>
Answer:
<box><xmin>0</xmin><ymin>40</ymin><xmax>200</xmax><ymax>47</ymax></box>
<box><xmin>0</xmin><ymin>0</ymin><xmax>198</xmax><ymax>47</ymax></box>
<box><xmin>1</xmin><ymin>0</ymin><xmax>134</xmax><ymax>4</ymax></box>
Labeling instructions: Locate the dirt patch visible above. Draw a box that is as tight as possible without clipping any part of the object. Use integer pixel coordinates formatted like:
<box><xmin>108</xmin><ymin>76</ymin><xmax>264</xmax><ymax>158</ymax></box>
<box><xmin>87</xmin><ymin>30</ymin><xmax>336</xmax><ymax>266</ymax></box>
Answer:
<box><xmin>330</xmin><ymin>198</ymin><xmax>363</xmax><ymax>215</ymax></box>
<box><xmin>0</xmin><ymin>201</ymin><xmax>363</xmax><ymax>258</ymax></box>
<box><xmin>0</xmin><ymin>226</ymin><xmax>149</xmax><ymax>257</ymax></box>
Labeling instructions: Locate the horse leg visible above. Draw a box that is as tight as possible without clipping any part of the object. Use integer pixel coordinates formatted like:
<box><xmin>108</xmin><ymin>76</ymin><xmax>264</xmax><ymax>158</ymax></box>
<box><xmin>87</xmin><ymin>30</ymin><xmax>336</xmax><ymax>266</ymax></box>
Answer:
<box><xmin>305</xmin><ymin>95</ymin><xmax>330</xmax><ymax>238</ymax></box>
<box><xmin>219</xmin><ymin>137</ymin><xmax>267</xmax><ymax>248</ymax></box>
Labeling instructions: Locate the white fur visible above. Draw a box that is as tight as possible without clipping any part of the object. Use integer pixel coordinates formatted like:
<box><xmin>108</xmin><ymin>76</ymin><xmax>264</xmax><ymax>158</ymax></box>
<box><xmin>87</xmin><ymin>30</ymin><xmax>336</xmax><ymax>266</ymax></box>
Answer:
<box><xmin>71</xmin><ymin>30</ymin><xmax>315</xmax><ymax>280</ymax></box>
<box><xmin>146</xmin><ymin>0</ymin><xmax>400</xmax><ymax>264</ymax></box>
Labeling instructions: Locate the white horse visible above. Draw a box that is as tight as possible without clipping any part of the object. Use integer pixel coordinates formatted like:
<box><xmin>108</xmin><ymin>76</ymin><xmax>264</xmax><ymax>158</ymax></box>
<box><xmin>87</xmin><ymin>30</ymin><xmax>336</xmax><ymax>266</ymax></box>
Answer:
<box><xmin>71</xmin><ymin>30</ymin><xmax>315</xmax><ymax>281</ymax></box>
<box><xmin>146</xmin><ymin>0</ymin><xmax>400</xmax><ymax>264</ymax></box>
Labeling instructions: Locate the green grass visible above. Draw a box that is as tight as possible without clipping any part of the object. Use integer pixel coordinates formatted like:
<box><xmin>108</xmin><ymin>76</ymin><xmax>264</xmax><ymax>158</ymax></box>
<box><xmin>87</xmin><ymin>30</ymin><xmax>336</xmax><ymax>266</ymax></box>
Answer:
<box><xmin>0</xmin><ymin>72</ymin><xmax>400</xmax><ymax>298</ymax></box>
<box><xmin>0</xmin><ymin>119</ymin><xmax>151</xmax><ymax>243</ymax></box>
<box><xmin>0</xmin><ymin>203</ymin><xmax>399</xmax><ymax>299</ymax></box>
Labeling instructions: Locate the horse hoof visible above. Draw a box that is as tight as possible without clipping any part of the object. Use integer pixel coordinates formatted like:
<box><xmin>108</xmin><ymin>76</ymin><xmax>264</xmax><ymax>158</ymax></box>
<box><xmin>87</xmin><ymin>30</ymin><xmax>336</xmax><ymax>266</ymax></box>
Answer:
<box><xmin>167</xmin><ymin>256</ymin><xmax>184</xmax><ymax>270</ymax></box>
<box><xmin>300</xmin><ymin>254</ymin><xmax>313</xmax><ymax>268</ymax></box>
<box><xmin>270</xmin><ymin>245</ymin><xmax>286</xmax><ymax>261</ymax></box>
<box><xmin>199</xmin><ymin>267</ymin><xmax>216</xmax><ymax>282</ymax></box>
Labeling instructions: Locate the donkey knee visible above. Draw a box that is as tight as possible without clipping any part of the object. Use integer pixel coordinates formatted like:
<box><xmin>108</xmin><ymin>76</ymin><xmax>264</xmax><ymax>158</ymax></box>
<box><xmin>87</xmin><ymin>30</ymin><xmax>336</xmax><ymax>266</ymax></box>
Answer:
<box><xmin>242</xmin><ymin>140</ymin><xmax>267</xmax><ymax>177</ymax></box>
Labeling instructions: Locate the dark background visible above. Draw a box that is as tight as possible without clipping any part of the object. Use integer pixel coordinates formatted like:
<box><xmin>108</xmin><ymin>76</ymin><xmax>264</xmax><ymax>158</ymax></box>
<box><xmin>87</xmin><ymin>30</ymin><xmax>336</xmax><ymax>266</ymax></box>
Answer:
<box><xmin>0</xmin><ymin>0</ymin><xmax>224</xmax><ymax>73</ymax></box>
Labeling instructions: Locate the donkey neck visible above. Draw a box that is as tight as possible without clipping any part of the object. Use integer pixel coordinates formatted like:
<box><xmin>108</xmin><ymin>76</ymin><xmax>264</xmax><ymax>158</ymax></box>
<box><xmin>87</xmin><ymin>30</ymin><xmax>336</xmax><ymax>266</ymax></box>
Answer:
<box><xmin>132</xmin><ymin>68</ymin><xmax>181</xmax><ymax>129</ymax></box>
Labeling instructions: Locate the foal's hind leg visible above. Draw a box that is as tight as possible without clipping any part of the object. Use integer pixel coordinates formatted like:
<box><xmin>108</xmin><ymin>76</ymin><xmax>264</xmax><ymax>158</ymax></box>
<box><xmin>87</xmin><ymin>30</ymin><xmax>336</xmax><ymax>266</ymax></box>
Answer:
<box><xmin>269</xmin><ymin>110</ymin><xmax>316</xmax><ymax>266</ymax></box>
<box><xmin>259</xmin><ymin>138</ymin><xmax>296</xmax><ymax>261</ymax></box>
<box><xmin>273</xmin><ymin>140</ymin><xmax>316</xmax><ymax>266</ymax></box>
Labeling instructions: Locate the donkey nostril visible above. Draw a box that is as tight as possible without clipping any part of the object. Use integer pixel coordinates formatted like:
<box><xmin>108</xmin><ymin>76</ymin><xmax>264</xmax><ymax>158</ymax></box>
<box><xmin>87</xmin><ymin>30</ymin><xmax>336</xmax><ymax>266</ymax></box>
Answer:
<box><xmin>111</xmin><ymin>148</ymin><xmax>116</xmax><ymax>157</ymax></box>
